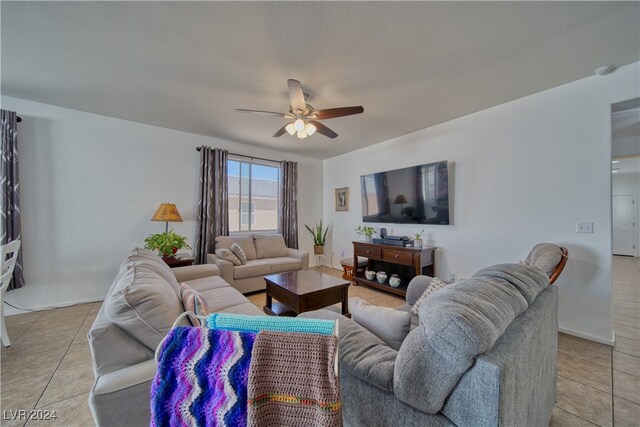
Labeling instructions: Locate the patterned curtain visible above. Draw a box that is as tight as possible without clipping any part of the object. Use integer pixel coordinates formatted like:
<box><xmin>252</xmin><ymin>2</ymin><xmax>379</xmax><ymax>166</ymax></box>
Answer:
<box><xmin>194</xmin><ymin>147</ymin><xmax>228</xmax><ymax>264</ymax></box>
<box><xmin>1</xmin><ymin>110</ymin><xmax>25</xmax><ymax>289</ymax></box>
<box><xmin>279</xmin><ymin>161</ymin><xmax>298</xmax><ymax>249</ymax></box>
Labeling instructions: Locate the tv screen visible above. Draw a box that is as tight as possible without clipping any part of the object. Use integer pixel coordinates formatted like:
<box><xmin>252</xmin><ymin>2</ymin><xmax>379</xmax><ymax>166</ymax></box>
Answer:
<box><xmin>360</xmin><ymin>160</ymin><xmax>450</xmax><ymax>225</ymax></box>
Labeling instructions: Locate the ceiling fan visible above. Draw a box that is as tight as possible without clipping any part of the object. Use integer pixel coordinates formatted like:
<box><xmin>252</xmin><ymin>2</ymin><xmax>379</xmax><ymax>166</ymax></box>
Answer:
<box><xmin>236</xmin><ymin>79</ymin><xmax>364</xmax><ymax>139</ymax></box>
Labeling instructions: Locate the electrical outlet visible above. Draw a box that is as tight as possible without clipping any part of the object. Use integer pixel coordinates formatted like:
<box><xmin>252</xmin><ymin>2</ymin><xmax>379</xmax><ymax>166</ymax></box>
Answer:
<box><xmin>576</xmin><ymin>222</ymin><xmax>594</xmax><ymax>234</ymax></box>
<box><xmin>450</xmin><ymin>273</ymin><xmax>458</xmax><ymax>283</ymax></box>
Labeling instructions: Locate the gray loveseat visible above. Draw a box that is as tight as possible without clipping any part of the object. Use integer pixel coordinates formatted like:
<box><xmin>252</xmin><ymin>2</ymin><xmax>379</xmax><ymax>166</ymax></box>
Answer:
<box><xmin>88</xmin><ymin>248</ymin><xmax>263</xmax><ymax>426</ymax></box>
<box><xmin>302</xmin><ymin>263</ymin><xmax>558</xmax><ymax>427</ymax></box>
<box><xmin>207</xmin><ymin>234</ymin><xmax>309</xmax><ymax>293</ymax></box>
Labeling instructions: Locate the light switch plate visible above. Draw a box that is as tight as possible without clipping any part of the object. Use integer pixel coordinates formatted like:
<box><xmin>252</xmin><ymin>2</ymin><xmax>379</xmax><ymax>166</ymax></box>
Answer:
<box><xmin>577</xmin><ymin>222</ymin><xmax>594</xmax><ymax>233</ymax></box>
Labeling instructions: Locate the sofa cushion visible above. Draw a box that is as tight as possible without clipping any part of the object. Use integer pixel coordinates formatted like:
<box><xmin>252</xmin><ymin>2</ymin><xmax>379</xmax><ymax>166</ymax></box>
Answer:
<box><xmin>350</xmin><ymin>297</ymin><xmax>411</xmax><ymax>350</ymax></box>
<box><xmin>104</xmin><ymin>263</ymin><xmax>187</xmax><ymax>350</ymax></box>
<box><xmin>180</xmin><ymin>283</ymin><xmax>211</xmax><ymax>326</ymax></box>
<box><xmin>254</xmin><ymin>234</ymin><xmax>288</xmax><ymax>259</ymax></box>
<box><xmin>215</xmin><ymin>235</ymin><xmax>257</xmax><ymax>260</ymax></box>
<box><xmin>233</xmin><ymin>259</ymin><xmax>271</xmax><ymax>279</ymax></box>
<box><xmin>215</xmin><ymin>248</ymin><xmax>242</xmax><ymax>266</ymax></box>
<box><xmin>126</xmin><ymin>248</ymin><xmax>180</xmax><ymax>295</ymax></box>
<box><xmin>200</xmin><ymin>286</ymin><xmax>256</xmax><ymax>312</ymax></box>
<box><xmin>230</xmin><ymin>243</ymin><xmax>248</xmax><ymax>265</ymax></box>
<box><xmin>183</xmin><ymin>275</ymin><xmax>231</xmax><ymax>293</ymax></box>
<box><xmin>266</xmin><ymin>257</ymin><xmax>303</xmax><ymax>274</ymax></box>
<box><xmin>394</xmin><ymin>263</ymin><xmax>549</xmax><ymax>414</ymax></box>
<box><xmin>410</xmin><ymin>277</ymin><xmax>448</xmax><ymax>316</ymax></box>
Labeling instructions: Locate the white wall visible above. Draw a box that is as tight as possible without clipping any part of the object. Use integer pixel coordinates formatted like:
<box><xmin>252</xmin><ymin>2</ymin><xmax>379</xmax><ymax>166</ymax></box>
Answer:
<box><xmin>1</xmin><ymin>96</ymin><xmax>323</xmax><ymax>314</ymax></box>
<box><xmin>613</xmin><ymin>172</ymin><xmax>640</xmax><ymax>257</ymax></box>
<box><xmin>323</xmin><ymin>62</ymin><xmax>640</xmax><ymax>345</ymax></box>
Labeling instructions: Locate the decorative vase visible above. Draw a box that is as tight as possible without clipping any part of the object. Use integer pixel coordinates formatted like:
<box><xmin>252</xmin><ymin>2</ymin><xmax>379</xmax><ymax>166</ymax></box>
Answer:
<box><xmin>389</xmin><ymin>274</ymin><xmax>401</xmax><ymax>288</ymax></box>
<box><xmin>414</xmin><ymin>239</ymin><xmax>423</xmax><ymax>249</ymax></box>
<box><xmin>314</xmin><ymin>245</ymin><xmax>325</xmax><ymax>255</ymax></box>
<box><xmin>364</xmin><ymin>235</ymin><xmax>373</xmax><ymax>243</ymax></box>
<box><xmin>376</xmin><ymin>271</ymin><xmax>388</xmax><ymax>284</ymax></box>
<box><xmin>365</xmin><ymin>270</ymin><xmax>376</xmax><ymax>280</ymax></box>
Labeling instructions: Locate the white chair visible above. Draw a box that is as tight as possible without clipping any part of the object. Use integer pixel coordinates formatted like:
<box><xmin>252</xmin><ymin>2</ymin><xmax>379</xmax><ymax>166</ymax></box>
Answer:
<box><xmin>1</xmin><ymin>239</ymin><xmax>21</xmax><ymax>347</ymax></box>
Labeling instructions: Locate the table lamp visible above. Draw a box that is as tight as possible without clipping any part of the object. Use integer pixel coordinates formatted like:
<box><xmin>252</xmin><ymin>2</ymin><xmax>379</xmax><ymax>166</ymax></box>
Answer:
<box><xmin>151</xmin><ymin>203</ymin><xmax>183</xmax><ymax>233</ymax></box>
<box><xmin>394</xmin><ymin>194</ymin><xmax>407</xmax><ymax>214</ymax></box>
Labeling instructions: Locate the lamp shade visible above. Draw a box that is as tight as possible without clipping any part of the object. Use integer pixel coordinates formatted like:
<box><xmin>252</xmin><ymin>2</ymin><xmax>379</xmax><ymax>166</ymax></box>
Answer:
<box><xmin>151</xmin><ymin>203</ymin><xmax>183</xmax><ymax>222</ymax></box>
<box><xmin>394</xmin><ymin>194</ymin><xmax>407</xmax><ymax>205</ymax></box>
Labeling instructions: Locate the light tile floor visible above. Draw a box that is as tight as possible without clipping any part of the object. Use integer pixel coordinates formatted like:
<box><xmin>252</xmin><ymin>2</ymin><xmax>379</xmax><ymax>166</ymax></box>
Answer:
<box><xmin>1</xmin><ymin>259</ymin><xmax>638</xmax><ymax>426</ymax></box>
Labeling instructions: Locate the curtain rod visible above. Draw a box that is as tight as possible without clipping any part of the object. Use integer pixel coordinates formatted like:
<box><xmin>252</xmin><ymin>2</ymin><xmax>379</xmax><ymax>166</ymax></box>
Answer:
<box><xmin>195</xmin><ymin>147</ymin><xmax>279</xmax><ymax>164</ymax></box>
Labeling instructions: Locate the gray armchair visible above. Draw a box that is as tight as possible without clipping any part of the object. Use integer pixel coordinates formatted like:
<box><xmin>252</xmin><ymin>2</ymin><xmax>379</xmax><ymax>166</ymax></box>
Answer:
<box><xmin>301</xmin><ymin>262</ymin><xmax>559</xmax><ymax>426</ymax></box>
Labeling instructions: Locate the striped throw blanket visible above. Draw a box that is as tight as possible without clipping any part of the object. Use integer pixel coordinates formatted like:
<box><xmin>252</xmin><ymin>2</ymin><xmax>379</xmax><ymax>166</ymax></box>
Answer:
<box><xmin>151</xmin><ymin>326</ymin><xmax>256</xmax><ymax>427</ymax></box>
<box><xmin>206</xmin><ymin>313</ymin><xmax>335</xmax><ymax>336</ymax></box>
<box><xmin>247</xmin><ymin>331</ymin><xmax>341</xmax><ymax>427</ymax></box>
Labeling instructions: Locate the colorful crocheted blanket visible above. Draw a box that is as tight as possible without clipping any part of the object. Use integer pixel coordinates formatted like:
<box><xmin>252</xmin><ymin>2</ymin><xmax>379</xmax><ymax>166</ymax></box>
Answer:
<box><xmin>151</xmin><ymin>326</ymin><xmax>256</xmax><ymax>427</ymax></box>
<box><xmin>247</xmin><ymin>331</ymin><xmax>341</xmax><ymax>427</ymax></box>
<box><xmin>206</xmin><ymin>313</ymin><xmax>335</xmax><ymax>336</ymax></box>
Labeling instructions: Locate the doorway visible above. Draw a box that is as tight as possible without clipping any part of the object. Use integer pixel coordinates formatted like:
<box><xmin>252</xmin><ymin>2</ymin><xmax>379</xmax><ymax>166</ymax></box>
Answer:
<box><xmin>611</xmin><ymin>98</ymin><xmax>640</xmax><ymax>257</ymax></box>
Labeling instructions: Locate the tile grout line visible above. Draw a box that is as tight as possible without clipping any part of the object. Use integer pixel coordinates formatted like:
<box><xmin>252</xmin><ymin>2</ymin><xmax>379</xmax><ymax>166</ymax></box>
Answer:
<box><xmin>31</xmin><ymin>308</ymin><xmax>93</xmax><ymax>412</ymax></box>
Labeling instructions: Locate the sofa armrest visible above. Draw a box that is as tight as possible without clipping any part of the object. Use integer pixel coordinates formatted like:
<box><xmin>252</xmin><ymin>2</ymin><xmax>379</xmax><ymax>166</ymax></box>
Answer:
<box><xmin>288</xmin><ymin>248</ymin><xmax>310</xmax><ymax>270</ymax></box>
<box><xmin>172</xmin><ymin>264</ymin><xmax>219</xmax><ymax>282</ymax></box>
<box><xmin>299</xmin><ymin>309</ymin><xmax>397</xmax><ymax>392</ymax></box>
<box><xmin>405</xmin><ymin>275</ymin><xmax>433</xmax><ymax>306</ymax></box>
<box><xmin>207</xmin><ymin>254</ymin><xmax>234</xmax><ymax>284</ymax></box>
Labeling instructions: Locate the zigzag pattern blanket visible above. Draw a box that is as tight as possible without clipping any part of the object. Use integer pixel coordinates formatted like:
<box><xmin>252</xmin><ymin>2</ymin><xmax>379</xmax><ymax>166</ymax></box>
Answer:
<box><xmin>151</xmin><ymin>326</ymin><xmax>256</xmax><ymax>427</ymax></box>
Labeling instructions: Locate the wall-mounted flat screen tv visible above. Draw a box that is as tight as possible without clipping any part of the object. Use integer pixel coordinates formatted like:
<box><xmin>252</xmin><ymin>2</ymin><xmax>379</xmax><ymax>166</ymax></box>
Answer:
<box><xmin>360</xmin><ymin>160</ymin><xmax>450</xmax><ymax>225</ymax></box>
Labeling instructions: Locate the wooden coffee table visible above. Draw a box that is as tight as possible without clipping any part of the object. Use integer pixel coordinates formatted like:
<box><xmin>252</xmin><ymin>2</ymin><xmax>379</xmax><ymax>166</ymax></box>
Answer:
<box><xmin>263</xmin><ymin>270</ymin><xmax>350</xmax><ymax>317</ymax></box>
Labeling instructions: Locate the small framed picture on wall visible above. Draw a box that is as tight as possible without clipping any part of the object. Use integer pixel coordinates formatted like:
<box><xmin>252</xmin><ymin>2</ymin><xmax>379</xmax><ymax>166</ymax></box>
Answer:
<box><xmin>335</xmin><ymin>187</ymin><xmax>349</xmax><ymax>211</ymax></box>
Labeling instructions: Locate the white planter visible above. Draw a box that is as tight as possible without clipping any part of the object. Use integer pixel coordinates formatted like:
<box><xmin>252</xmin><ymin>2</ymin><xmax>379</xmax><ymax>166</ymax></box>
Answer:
<box><xmin>414</xmin><ymin>239</ymin><xmax>423</xmax><ymax>248</ymax></box>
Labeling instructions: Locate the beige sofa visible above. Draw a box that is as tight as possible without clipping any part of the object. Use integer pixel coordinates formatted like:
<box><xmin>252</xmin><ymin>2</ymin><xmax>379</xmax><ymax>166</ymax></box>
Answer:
<box><xmin>207</xmin><ymin>234</ymin><xmax>309</xmax><ymax>293</ymax></box>
<box><xmin>88</xmin><ymin>248</ymin><xmax>263</xmax><ymax>427</ymax></box>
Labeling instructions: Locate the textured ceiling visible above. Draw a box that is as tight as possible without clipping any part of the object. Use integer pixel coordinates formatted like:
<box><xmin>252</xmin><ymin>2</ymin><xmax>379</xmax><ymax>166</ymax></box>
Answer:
<box><xmin>2</xmin><ymin>2</ymin><xmax>639</xmax><ymax>159</ymax></box>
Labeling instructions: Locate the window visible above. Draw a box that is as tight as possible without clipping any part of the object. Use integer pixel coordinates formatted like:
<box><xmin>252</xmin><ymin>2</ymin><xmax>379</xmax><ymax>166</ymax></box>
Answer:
<box><xmin>241</xmin><ymin>202</ymin><xmax>255</xmax><ymax>226</ymax></box>
<box><xmin>228</xmin><ymin>159</ymin><xmax>280</xmax><ymax>232</ymax></box>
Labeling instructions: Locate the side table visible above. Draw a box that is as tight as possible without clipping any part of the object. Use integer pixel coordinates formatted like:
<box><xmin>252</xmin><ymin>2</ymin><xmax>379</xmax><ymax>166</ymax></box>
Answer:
<box><xmin>163</xmin><ymin>257</ymin><xmax>194</xmax><ymax>268</ymax></box>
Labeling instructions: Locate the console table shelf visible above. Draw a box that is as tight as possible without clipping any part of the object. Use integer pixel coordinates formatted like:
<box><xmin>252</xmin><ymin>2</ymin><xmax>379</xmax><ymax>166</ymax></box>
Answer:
<box><xmin>352</xmin><ymin>241</ymin><xmax>435</xmax><ymax>297</ymax></box>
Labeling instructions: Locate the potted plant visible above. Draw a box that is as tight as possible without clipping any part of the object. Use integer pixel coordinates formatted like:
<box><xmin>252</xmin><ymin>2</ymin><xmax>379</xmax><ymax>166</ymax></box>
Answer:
<box><xmin>305</xmin><ymin>221</ymin><xmax>329</xmax><ymax>254</ymax></box>
<box><xmin>413</xmin><ymin>229</ymin><xmax>425</xmax><ymax>249</ymax></box>
<box><xmin>355</xmin><ymin>225</ymin><xmax>376</xmax><ymax>243</ymax></box>
<box><xmin>144</xmin><ymin>231</ymin><xmax>191</xmax><ymax>260</ymax></box>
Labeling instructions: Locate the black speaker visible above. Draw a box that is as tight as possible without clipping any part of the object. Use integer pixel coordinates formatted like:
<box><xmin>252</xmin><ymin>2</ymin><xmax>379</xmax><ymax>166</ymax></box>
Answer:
<box><xmin>380</xmin><ymin>227</ymin><xmax>387</xmax><ymax>237</ymax></box>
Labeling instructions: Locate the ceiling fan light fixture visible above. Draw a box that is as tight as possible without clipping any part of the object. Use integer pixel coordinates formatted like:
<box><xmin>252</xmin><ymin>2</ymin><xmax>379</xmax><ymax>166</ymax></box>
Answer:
<box><xmin>294</xmin><ymin>118</ymin><xmax>305</xmax><ymax>131</ymax></box>
<box><xmin>297</xmin><ymin>130</ymin><xmax>308</xmax><ymax>139</ymax></box>
<box><xmin>285</xmin><ymin>122</ymin><xmax>296</xmax><ymax>135</ymax></box>
<box><xmin>305</xmin><ymin>123</ymin><xmax>317</xmax><ymax>136</ymax></box>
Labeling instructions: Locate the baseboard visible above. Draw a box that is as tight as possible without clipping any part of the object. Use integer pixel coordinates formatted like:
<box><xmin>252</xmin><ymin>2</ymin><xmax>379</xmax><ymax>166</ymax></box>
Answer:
<box><xmin>559</xmin><ymin>326</ymin><xmax>615</xmax><ymax>347</ymax></box>
<box><xmin>4</xmin><ymin>297</ymin><xmax>105</xmax><ymax>316</ymax></box>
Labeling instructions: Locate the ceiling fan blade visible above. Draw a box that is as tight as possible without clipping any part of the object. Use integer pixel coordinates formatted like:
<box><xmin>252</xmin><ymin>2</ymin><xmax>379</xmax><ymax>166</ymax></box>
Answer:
<box><xmin>273</xmin><ymin>125</ymin><xmax>288</xmax><ymax>138</ymax></box>
<box><xmin>235</xmin><ymin>108</ymin><xmax>285</xmax><ymax>117</ymax></box>
<box><xmin>314</xmin><ymin>106</ymin><xmax>364</xmax><ymax>120</ymax></box>
<box><xmin>309</xmin><ymin>121</ymin><xmax>338</xmax><ymax>139</ymax></box>
<box><xmin>288</xmin><ymin>79</ymin><xmax>306</xmax><ymax>113</ymax></box>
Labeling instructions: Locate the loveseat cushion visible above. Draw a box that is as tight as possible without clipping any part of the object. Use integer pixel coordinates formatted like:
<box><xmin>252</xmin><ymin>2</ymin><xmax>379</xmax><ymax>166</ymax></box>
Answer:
<box><xmin>267</xmin><ymin>257</ymin><xmax>303</xmax><ymax>274</ymax></box>
<box><xmin>104</xmin><ymin>263</ymin><xmax>187</xmax><ymax>351</ymax></box>
<box><xmin>254</xmin><ymin>234</ymin><xmax>288</xmax><ymax>259</ymax></box>
<box><xmin>216</xmin><ymin>235</ymin><xmax>257</xmax><ymax>260</ymax></box>
<box><xmin>394</xmin><ymin>263</ymin><xmax>549</xmax><ymax>414</ymax></box>
<box><xmin>233</xmin><ymin>259</ymin><xmax>271</xmax><ymax>279</ymax></box>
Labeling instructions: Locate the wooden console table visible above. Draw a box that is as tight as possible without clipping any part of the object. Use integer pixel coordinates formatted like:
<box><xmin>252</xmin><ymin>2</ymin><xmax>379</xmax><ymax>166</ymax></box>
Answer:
<box><xmin>352</xmin><ymin>241</ymin><xmax>435</xmax><ymax>297</ymax></box>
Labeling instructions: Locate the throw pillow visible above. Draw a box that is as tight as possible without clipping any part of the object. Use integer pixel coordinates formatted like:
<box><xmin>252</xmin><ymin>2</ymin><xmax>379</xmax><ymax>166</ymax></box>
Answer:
<box><xmin>230</xmin><ymin>243</ymin><xmax>247</xmax><ymax>265</ymax></box>
<box><xmin>349</xmin><ymin>297</ymin><xmax>411</xmax><ymax>350</ymax></box>
<box><xmin>215</xmin><ymin>248</ymin><xmax>242</xmax><ymax>266</ymax></box>
<box><xmin>410</xmin><ymin>277</ymin><xmax>448</xmax><ymax>316</ymax></box>
<box><xmin>180</xmin><ymin>283</ymin><xmax>211</xmax><ymax>326</ymax></box>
